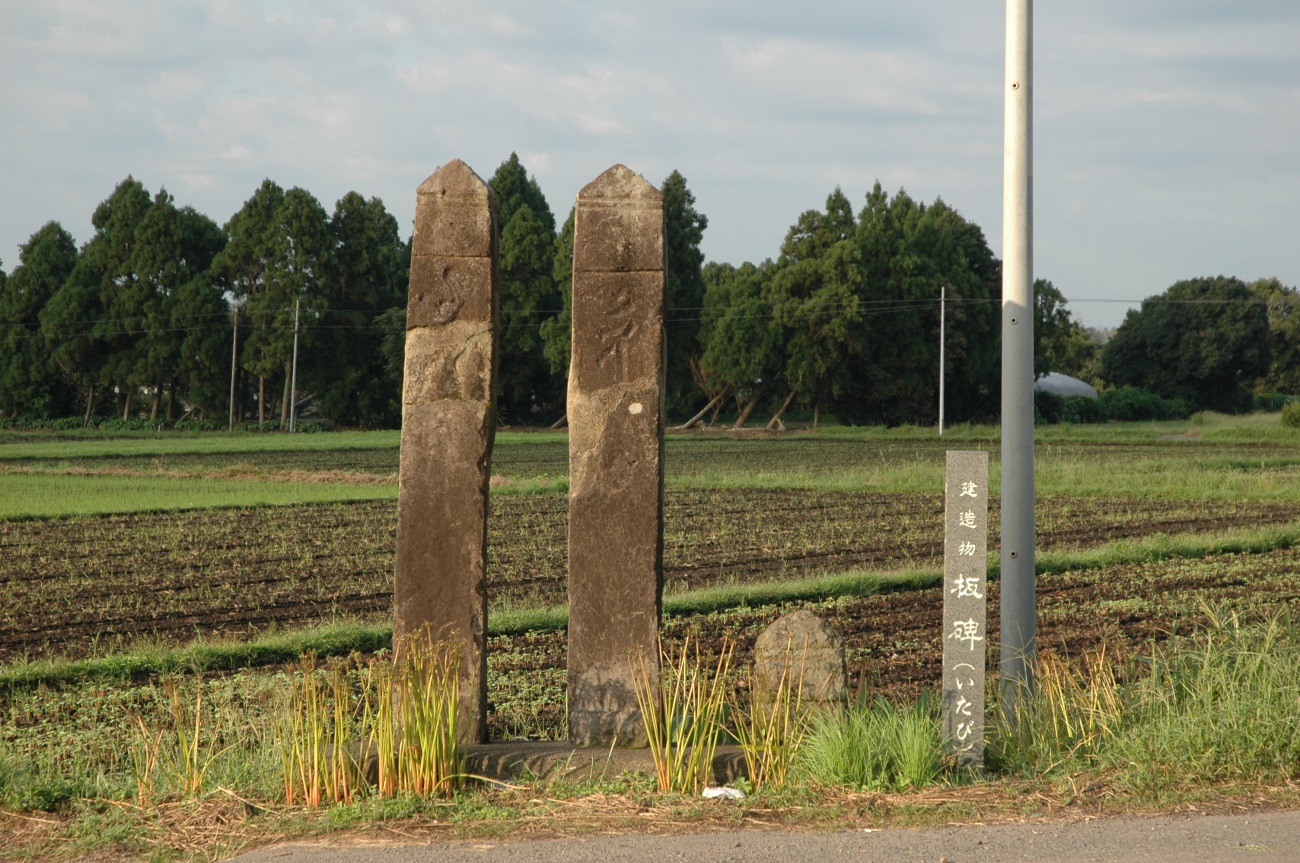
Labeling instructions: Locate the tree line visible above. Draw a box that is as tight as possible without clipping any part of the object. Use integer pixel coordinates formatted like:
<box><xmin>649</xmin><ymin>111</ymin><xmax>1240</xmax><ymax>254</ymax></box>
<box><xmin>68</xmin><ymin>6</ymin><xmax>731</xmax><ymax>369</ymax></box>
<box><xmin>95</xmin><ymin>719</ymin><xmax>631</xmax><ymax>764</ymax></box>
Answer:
<box><xmin>1</xmin><ymin>153</ymin><xmax>1294</xmax><ymax>429</ymax></box>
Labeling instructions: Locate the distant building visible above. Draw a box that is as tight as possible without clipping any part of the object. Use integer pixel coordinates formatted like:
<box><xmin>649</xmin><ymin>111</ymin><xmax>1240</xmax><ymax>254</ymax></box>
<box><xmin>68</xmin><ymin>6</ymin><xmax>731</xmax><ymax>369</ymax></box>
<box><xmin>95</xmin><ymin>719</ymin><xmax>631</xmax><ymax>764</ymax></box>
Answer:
<box><xmin>1034</xmin><ymin>372</ymin><xmax>1098</xmax><ymax>399</ymax></box>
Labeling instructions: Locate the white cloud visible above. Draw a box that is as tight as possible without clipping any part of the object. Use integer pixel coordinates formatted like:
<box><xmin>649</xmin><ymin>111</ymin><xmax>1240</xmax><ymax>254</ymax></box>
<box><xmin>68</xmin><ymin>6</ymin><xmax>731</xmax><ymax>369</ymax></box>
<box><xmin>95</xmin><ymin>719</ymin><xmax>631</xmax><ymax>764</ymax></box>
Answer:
<box><xmin>0</xmin><ymin>2</ymin><xmax>1296</xmax><ymax>327</ymax></box>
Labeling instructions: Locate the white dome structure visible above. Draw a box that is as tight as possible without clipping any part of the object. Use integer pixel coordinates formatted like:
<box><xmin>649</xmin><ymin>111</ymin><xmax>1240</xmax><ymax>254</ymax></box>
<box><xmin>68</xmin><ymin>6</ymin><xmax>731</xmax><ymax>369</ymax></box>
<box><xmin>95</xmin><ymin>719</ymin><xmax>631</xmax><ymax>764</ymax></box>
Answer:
<box><xmin>1034</xmin><ymin>372</ymin><xmax>1098</xmax><ymax>399</ymax></box>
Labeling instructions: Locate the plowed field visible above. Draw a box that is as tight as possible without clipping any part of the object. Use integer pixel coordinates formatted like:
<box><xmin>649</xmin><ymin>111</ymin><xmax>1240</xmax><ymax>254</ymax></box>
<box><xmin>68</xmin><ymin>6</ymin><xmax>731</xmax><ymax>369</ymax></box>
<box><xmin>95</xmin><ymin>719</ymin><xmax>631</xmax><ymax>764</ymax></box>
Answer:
<box><xmin>4</xmin><ymin>492</ymin><xmax>1300</xmax><ymax>663</ymax></box>
<box><xmin>486</xmin><ymin>547</ymin><xmax>1300</xmax><ymax>739</ymax></box>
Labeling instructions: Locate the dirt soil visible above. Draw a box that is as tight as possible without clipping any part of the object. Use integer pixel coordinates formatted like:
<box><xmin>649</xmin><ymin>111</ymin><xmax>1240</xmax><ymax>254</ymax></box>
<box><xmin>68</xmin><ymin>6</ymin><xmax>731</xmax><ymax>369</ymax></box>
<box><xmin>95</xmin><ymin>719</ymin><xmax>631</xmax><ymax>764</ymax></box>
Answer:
<box><xmin>4</xmin><ymin>493</ymin><xmax>1298</xmax><ymax>663</ymax></box>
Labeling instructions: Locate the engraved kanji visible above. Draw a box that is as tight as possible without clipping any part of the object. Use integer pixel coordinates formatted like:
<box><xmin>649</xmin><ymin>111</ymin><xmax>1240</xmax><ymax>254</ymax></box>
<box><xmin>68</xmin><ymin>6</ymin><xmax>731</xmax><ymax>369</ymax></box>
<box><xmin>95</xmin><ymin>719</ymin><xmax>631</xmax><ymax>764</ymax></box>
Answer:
<box><xmin>948</xmin><ymin>618</ymin><xmax>984</xmax><ymax>651</ymax></box>
<box><xmin>950</xmin><ymin>574</ymin><xmax>985</xmax><ymax>599</ymax></box>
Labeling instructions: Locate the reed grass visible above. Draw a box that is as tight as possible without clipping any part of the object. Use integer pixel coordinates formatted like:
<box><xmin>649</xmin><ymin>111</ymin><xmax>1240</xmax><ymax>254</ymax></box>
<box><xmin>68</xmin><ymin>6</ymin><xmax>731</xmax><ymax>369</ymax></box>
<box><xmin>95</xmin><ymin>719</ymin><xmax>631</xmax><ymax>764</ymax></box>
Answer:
<box><xmin>988</xmin><ymin>647</ymin><xmax>1126</xmax><ymax>776</ymax></box>
<box><xmin>373</xmin><ymin>632</ymin><xmax>463</xmax><ymax>798</ymax></box>
<box><xmin>127</xmin><ymin>677</ymin><xmax>233</xmax><ymax>801</ymax></box>
<box><xmin>730</xmin><ymin>655</ymin><xmax>807</xmax><ymax>791</ymax></box>
<box><xmin>276</xmin><ymin>655</ymin><xmax>363</xmax><ymax>807</ymax></box>
<box><xmin>634</xmin><ymin>636</ymin><xmax>734</xmax><ymax>795</ymax></box>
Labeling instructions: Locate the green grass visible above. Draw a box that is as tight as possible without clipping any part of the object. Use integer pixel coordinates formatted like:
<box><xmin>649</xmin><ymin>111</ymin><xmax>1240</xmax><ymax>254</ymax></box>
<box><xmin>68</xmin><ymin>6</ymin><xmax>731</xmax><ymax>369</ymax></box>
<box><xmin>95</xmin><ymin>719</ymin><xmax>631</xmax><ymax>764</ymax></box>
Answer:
<box><xmin>0</xmin><ymin>428</ymin><xmax>565</xmax><ymax>462</ymax></box>
<box><xmin>798</xmin><ymin>695</ymin><xmax>944</xmax><ymax>792</ymax></box>
<box><xmin>0</xmin><ymin>428</ymin><xmax>403</xmax><ymax>461</ymax></box>
<box><xmin>0</xmin><ymin>473</ymin><xmax>396</xmax><ymax>518</ymax></box>
<box><xmin>989</xmin><ymin>605</ymin><xmax>1300</xmax><ymax>792</ymax></box>
<box><xmin>5</xmin><ymin>415</ymin><xmax>1300</xmax><ymax>516</ymax></box>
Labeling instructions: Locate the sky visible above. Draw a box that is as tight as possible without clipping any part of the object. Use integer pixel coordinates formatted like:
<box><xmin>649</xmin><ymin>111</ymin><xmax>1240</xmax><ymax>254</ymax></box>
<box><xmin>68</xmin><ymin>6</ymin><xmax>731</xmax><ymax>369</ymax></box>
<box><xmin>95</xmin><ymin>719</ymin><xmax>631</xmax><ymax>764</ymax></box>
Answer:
<box><xmin>1</xmin><ymin>1</ymin><xmax>1297</xmax><ymax>330</ymax></box>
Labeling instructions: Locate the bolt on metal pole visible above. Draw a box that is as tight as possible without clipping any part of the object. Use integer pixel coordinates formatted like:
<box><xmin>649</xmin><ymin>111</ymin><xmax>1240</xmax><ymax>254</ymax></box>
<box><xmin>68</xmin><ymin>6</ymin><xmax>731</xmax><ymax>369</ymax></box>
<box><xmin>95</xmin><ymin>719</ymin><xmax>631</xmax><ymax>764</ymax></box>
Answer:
<box><xmin>1000</xmin><ymin>0</ymin><xmax>1036</xmax><ymax>718</ymax></box>
<box><xmin>939</xmin><ymin>285</ymin><xmax>946</xmax><ymax>436</ymax></box>
<box><xmin>289</xmin><ymin>299</ymin><xmax>300</xmax><ymax>434</ymax></box>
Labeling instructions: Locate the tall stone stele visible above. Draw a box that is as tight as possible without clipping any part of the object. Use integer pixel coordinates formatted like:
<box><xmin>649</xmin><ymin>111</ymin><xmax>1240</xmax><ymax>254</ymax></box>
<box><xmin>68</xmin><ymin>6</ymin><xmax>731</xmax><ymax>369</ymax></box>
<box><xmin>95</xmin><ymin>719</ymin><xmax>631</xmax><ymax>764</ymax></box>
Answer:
<box><xmin>393</xmin><ymin>160</ymin><xmax>498</xmax><ymax>745</ymax></box>
<box><xmin>567</xmin><ymin>165</ymin><xmax>667</xmax><ymax>747</ymax></box>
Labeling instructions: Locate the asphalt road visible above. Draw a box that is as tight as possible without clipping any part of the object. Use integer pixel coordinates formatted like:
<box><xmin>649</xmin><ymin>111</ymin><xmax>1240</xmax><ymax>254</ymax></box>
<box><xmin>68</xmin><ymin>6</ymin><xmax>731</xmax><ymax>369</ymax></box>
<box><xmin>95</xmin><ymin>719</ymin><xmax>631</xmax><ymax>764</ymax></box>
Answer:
<box><xmin>229</xmin><ymin>809</ymin><xmax>1300</xmax><ymax>863</ymax></box>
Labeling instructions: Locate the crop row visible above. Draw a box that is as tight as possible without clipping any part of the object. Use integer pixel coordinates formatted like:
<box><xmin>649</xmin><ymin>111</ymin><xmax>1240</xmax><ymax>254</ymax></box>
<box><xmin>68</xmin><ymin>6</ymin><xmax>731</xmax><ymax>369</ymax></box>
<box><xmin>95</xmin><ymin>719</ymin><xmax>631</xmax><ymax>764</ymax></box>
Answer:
<box><xmin>4</xmin><ymin>491</ymin><xmax>1300</xmax><ymax>662</ymax></box>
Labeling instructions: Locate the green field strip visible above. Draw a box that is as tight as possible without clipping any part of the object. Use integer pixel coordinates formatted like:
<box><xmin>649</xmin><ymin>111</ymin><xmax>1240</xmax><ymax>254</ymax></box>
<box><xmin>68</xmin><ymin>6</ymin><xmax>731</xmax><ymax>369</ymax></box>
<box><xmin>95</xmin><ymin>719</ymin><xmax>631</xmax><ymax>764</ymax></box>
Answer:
<box><xmin>0</xmin><ymin>473</ymin><xmax>396</xmax><ymax>518</ymax></box>
<box><xmin>0</xmin><ymin>429</ymin><xmax>402</xmax><ymax>460</ymax></box>
<box><xmin>1033</xmin><ymin>521</ymin><xmax>1300</xmax><ymax>574</ymax></box>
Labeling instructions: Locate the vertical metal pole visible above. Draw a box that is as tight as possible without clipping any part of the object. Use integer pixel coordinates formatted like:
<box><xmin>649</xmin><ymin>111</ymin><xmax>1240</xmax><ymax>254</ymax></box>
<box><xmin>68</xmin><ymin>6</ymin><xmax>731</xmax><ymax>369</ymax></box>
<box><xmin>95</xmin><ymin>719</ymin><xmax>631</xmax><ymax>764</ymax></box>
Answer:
<box><xmin>938</xmin><ymin>285</ymin><xmax>946</xmax><ymax>436</ymax></box>
<box><xmin>228</xmin><ymin>312</ymin><xmax>238</xmax><ymax>431</ymax></box>
<box><xmin>1000</xmin><ymin>0</ymin><xmax>1036</xmax><ymax>716</ymax></box>
<box><xmin>289</xmin><ymin>299</ymin><xmax>300</xmax><ymax>434</ymax></box>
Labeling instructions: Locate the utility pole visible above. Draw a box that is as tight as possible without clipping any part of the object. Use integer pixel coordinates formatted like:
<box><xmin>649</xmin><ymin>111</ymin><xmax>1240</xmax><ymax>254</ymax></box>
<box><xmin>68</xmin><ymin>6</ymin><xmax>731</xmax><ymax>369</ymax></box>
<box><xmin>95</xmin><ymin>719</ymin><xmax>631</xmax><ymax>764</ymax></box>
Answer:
<box><xmin>938</xmin><ymin>285</ymin><xmax>946</xmax><ymax>436</ymax></box>
<box><xmin>289</xmin><ymin>299</ymin><xmax>301</xmax><ymax>434</ymax></box>
<box><xmin>1000</xmin><ymin>0</ymin><xmax>1036</xmax><ymax>717</ymax></box>
<box><xmin>228</xmin><ymin>310</ymin><xmax>239</xmax><ymax>431</ymax></box>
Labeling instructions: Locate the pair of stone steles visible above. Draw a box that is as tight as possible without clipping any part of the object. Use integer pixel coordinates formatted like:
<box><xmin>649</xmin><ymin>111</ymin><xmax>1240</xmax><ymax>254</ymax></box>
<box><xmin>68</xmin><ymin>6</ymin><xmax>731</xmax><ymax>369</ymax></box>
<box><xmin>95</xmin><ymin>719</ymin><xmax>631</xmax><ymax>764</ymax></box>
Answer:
<box><xmin>394</xmin><ymin>160</ymin><xmax>664</xmax><ymax>748</ymax></box>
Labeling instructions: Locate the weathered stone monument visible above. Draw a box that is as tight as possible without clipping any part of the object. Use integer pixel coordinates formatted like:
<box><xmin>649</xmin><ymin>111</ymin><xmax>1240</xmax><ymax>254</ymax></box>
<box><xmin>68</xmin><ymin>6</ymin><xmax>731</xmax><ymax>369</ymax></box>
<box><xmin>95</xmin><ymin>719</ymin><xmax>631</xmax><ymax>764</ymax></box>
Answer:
<box><xmin>941</xmin><ymin>450</ymin><xmax>989</xmax><ymax>765</ymax></box>
<box><xmin>566</xmin><ymin>165</ymin><xmax>667</xmax><ymax>747</ymax></box>
<box><xmin>393</xmin><ymin>159</ymin><xmax>497</xmax><ymax>745</ymax></box>
<box><xmin>752</xmin><ymin>609</ymin><xmax>848</xmax><ymax>713</ymax></box>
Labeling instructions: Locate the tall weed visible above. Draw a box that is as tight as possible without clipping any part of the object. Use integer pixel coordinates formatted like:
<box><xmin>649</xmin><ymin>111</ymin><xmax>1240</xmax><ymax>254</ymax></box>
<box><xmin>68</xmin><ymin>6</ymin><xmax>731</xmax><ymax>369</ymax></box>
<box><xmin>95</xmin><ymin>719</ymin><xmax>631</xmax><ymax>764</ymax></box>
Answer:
<box><xmin>369</xmin><ymin>633</ymin><xmax>462</xmax><ymax>798</ymax></box>
<box><xmin>634</xmin><ymin>636</ymin><xmax>734</xmax><ymax>794</ymax></box>
<box><xmin>731</xmin><ymin>647</ymin><xmax>808</xmax><ymax>791</ymax></box>
<box><xmin>990</xmin><ymin>605</ymin><xmax>1300</xmax><ymax>789</ymax></box>
<box><xmin>1105</xmin><ymin>605</ymin><xmax>1300</xmax><ymax>789</ymax></box>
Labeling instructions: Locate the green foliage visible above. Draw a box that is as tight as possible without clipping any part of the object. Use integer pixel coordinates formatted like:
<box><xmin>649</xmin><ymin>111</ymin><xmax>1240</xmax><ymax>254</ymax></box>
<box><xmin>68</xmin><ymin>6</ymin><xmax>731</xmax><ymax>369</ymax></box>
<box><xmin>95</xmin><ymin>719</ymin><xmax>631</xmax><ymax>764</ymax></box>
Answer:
<box><xmin>1062</xmin><ymin>395</ymin><xmax>1106</xmax><ymax>424</ymax></box>
<box><xmin>1250</xmin><ymin>277</ymin><xmax>1300</xmax><ymax>395</ymax></box>
<box><xmin>1105</xmin><ymin>606</ymin><xmax>1300</xmax><ymax>789</ymax></box>
<box><xmin>662</xmin><ymin>171</ymin><xmax>710</xmax><ymax>419</ymax></box>
<box><xmin>841</xmin><ymin>185</ymin><xmax>1000</xmax><ymax>425</ymax></box>
<box><xmin>697</xmin><ymin>260</ymin><xmax>783</xmax><ymax>426</ymax></box>
<box><xmin>990</xmin><ymin>607</ymin><xmax>1300</xmax><ymax>791</ymax></box>
<box><xmin>1100</xmin><ymin>386</ymin><xmax>1170</xmax><ymax>421</ymax></box>
<box><xmin>1034</xmin><ymin>389</ymin><xmax>1064</xmax><ymax>424</ymax></box>
<box><xmin>0</xmin><ymin>221</ymin><xmax>80</xmax><ymax>418</ymax></box>
<box><xmin>1282</xmin><ymin>401</ymin><xmax>1300</xmax><ymax>428</ymax></box>
<box><xmin>539</xmin><ymin>208</ymin><xmax>575</xmax><ymax>379</ymax></box>
<box><xmin>798</xmin><ymin>696</ymin><xmax>943</xmax><ymax>791</ymax></box>
<box><xmin>1101</xmin><ymin>276</ymin><xmax>1271</xmax><ymax>412</ymax></box>
<box><xmin>1036</xmin><ymin>391</ymin><xmax>1110</xmax><ymax>425</ymax></box>
<box><xmin>765</xmin><ymin>189</ymin><xmax>863</xmax><ymax>422</ymax></box>
<box><xmin>308</xmin><ymin>192</ymin><xmax>408</xmax><ymax>428</ymax></box>
<box><xmin>690</xmin><ymin>183</ymin><xmax>1004</xmax><ymax>428</ymax></box>
<box><xmin>491</xmin><ymin>153</ymin><xmax>562</xmax><ymax>424</ymax></box>
<box><xmin>1034</xmin><ymin>279</ymin><xmax>1098</xmax><ymax>379</ymax></box>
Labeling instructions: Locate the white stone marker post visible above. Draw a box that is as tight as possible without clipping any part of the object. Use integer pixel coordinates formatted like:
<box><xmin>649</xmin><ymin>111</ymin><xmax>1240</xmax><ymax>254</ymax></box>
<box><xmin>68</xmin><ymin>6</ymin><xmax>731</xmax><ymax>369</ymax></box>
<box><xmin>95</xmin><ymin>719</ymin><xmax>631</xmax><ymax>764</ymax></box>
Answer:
<box><xmin>942</xmin><ymin>450</ymin><xmax>989</xmax><ymax>766</ymax></box>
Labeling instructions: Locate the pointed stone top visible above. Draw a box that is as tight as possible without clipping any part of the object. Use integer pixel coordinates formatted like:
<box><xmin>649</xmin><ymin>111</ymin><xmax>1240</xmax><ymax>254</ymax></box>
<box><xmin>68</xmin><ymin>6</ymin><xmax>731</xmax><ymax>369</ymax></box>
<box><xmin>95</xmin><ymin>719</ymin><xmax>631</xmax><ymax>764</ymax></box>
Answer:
<box><xmin>418</xmin><ymin>159</ymin><xmax>490</xmax><ymax>198</ymax></box>
<box><xmin>578</xmin><ymin>164</ymin><xmax>661</xmax><ymax>203</ymax></box>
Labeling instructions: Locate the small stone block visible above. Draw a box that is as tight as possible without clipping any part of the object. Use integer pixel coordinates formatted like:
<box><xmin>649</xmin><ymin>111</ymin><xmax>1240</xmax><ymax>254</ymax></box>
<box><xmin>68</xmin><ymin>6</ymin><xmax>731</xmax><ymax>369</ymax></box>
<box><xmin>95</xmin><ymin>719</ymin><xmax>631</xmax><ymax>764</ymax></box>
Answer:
<box><xmin>751</xmin><ymin>610</ymin><xmax>848</xmax><ymax>711</ymax></box>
